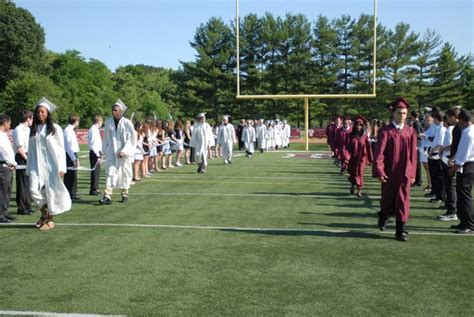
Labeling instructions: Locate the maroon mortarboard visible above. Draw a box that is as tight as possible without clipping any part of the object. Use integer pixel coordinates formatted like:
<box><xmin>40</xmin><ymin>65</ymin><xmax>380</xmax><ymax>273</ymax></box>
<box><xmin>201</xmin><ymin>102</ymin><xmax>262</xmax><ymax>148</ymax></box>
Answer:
<box><xmin>354</xmin><ymin>115</ymin><xmax>368</xmax><ymax>125</ymax></box>
<box><xmin>344</xmin><ymin>116</ymin><xmax>352</xmax><ymax>121</ymax></box>
<box><xmin>388</xmin><ymin>97</ymin><xmax>410</xmax><ymax>111</ymax></box>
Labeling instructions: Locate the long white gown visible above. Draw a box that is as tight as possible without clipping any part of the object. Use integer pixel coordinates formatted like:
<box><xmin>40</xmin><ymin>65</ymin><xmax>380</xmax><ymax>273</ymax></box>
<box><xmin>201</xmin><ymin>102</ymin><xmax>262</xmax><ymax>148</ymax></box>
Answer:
<box><xmin>27</xmin><ymin>124</ymin><xmax>71</xmax><ymax>215</ymax></box>
<box><xmin>217</xmin><ymin>123</ymin><xmax>236</xmax><ymax>161</ymax></box>
<box><xmin>242</xmin><ymin>125</ymin><xmax>256</xmax><ymax>154</ymax></box>
<box><xmin>102</xmin><ymin>116</ymin><xmax>135</xmax><ymax>190</ymax></box>
<box><xmin>190</xmin><ymin>122</ymin><xmax>213</xmax><ymax>166</ymax></box>
<box><xmin>256</xmin><ymin>124</ymin><xmax>267</xmax><ymax>150</ymax></box>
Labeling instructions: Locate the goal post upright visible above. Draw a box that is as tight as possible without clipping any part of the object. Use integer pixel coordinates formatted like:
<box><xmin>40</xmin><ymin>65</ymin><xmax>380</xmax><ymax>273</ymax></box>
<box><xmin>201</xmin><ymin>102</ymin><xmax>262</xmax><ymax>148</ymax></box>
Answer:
<box><xmin>235</xmin><ymin>0</ymin><xmax>378</xmax><ymax>151</ymax></box>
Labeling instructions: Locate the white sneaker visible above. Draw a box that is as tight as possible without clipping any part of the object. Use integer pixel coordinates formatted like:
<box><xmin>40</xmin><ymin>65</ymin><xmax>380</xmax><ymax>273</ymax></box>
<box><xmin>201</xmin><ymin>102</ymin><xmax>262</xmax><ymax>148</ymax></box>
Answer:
<box><xmin>438</xmin><ymin>214</ymin><xmax>458</xmax><ymax>221</ymax></box>
<box><xmin>175</xmin><ymin>162</ymin><xmax>183</xmax><ymax>167</ymax></box>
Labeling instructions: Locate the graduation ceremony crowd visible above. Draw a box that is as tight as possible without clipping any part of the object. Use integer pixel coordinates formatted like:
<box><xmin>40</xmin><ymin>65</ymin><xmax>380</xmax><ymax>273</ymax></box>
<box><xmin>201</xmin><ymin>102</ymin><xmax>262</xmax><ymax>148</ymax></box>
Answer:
<box><xmin>0</xmin><ymin>96</ymin><xmax>473</xmax><ymax>241</ymax></box>
<box><xmin>325</xmin><ymin>97</ymin><xmax>474</xmax><ymax>241</ymax></box>
<box><xmin>0</xmin><ymin>98</ymin><xmax>292</xmax><ymax>231</ymax></box>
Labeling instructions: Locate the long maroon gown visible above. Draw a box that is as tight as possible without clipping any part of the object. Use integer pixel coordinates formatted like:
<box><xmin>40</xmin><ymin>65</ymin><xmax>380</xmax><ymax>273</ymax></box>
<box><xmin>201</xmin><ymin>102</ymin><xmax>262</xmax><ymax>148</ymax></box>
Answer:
<box><xmin>348</xmin><ymin>133</ymin><xmax>373</xmax><ymax>189</ymax></box>
<box><xmin>373</xmin><ymin>124</ymin><xmax>418</xmax><ymax>223</ymax></box>
<box><xmin>335</xmin><ymin>127</ymin><xmax>352</xmax><ymax>171</ymax></box>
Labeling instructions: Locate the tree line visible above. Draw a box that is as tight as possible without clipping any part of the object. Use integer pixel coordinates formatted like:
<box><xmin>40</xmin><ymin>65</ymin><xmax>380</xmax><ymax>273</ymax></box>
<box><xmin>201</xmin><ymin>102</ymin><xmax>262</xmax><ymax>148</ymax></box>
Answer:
<box><xmin>0</xmin><ymin>0</ymin><xmax>472</xmax><ymax>128</ymax></box>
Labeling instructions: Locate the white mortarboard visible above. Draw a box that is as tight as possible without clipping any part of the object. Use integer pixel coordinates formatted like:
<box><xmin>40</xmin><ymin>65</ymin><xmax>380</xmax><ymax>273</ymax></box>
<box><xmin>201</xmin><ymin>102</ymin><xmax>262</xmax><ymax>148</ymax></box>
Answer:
<box><xmin>197</xmin><ymin>112</ymin><xmax>206</xmax><ymax>118</ymax></box>
<box><xmin>113</xmin><ymin>99</ymin><xmax>128</xmax><ymax>112</ymax></box>
<box><xmin>36</xmin><ymin>97</ymin><xmax>57</xmax><ymax>113</ymax></box>
<box><xmin>223</xmin><ymin>115</ymin><xmax>230</xmax><ymax>120</ymax></box>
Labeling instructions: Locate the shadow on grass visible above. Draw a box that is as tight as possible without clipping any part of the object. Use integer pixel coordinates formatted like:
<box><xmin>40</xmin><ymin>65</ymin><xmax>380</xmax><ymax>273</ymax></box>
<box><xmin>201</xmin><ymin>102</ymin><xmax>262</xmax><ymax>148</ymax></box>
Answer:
<box><xmin>220</xmin><ymin>228</ymin><xmax>390</xmax><ymax>240</ymax></box>
<box><xmin>298</xmin><ymin>221</ymin><xmax>453</xmax><ymax>233</ymax></box>
<box><xmin>0</xmin><ymin>224</ymin><xmax>36</xmax><ymax>229</ymax></box>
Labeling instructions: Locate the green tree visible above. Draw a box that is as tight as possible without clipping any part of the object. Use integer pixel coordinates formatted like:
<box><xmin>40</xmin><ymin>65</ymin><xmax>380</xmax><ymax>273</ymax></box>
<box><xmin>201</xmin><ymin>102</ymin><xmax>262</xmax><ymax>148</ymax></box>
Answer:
<box><xmin>178</xmin><ymin>17</ymin><xmax>235</xmax><ymax>121</ymax></box>
<box><xmin>412</xmin><ymin>29</ymin><xmax>442</xmax><ymax>107</ymax></box>
<box><xmin>431</xmin><ymin>43</ymin><xmax>464</xmax><ymax>108</ymax></box>
<box><xmin>50</xmin><ymin>50</ymin><xmax>116</xmax><ymax>126</ymax></box>
<box><xmin>0</xmin><ymin>0</ymin><xmax>46</xmax><ymax>90</ymax></box>
<box><xmin>0</xmin><ymin>71</ymin><xmax>59</xmax><ymax>125</ymax></box>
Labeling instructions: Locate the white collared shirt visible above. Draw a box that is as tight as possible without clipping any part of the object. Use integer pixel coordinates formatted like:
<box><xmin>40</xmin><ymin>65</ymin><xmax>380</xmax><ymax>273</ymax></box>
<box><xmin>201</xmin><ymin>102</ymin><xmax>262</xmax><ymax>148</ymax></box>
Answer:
<box><xmin>0</xmin><ymin>130</ymin><xmax>17</xmax><ymax>166</ymax></box>
<box><xmin>455</xmin><ymin>125</ymin><xmax>474</xmax><ymax>166</ymax></box>
<box><xmin>12</xmin><ymin>123</ymin><xmax>30</xmax><ymax>153</ymax></box>
<box><xmin>431</xmin><ymin>122</ymin><xmax>446</xmax><ymax>147</ymax></box>
<box><xmin>392</xmin><ymin>121</ymin><xmax>404</xmax><ymax>131</ymax></box>
<box><xmin>87</xmin><ymin>124</ymin><xmax>103</xmax><ymax>157</ymax></box>
<box><xmin>64</xmin><ymin>124</ymin><xmax>80</xmax><ymax>161</ymax></box>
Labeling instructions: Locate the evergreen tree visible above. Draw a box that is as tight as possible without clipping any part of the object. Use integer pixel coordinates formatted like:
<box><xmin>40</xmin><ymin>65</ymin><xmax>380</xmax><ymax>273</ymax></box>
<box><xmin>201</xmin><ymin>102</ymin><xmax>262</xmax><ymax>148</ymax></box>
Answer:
<box><xmin>431</xmin><ymin>43</ymin><xmax>463</xmax><ymax>108</ymax></box>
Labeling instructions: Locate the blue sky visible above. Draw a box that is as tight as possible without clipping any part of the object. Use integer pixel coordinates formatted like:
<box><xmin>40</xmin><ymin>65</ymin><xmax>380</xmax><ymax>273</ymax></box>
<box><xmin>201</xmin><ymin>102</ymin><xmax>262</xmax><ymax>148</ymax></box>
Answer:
<box><xmin>14</xmin><ymin>0</ymin><xmax>474</xmax><ymax>71</ymax></box>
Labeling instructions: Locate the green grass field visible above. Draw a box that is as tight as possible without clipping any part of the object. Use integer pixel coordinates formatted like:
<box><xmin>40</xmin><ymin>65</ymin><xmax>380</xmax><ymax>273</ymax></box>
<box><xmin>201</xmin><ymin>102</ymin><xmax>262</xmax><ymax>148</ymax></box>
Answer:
<box><xmin>1</xmin><ymin>145</ymin><xmax>473</xmax><ymax>316</ymax></box>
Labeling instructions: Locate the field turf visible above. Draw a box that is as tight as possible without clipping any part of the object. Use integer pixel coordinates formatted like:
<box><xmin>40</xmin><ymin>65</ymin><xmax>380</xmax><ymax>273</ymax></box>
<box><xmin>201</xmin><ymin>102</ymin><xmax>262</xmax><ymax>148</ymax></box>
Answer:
<box><xmin>0</xmin><ymin>145</ymin><xmax>473</xmax><ymax>316</ymax></box>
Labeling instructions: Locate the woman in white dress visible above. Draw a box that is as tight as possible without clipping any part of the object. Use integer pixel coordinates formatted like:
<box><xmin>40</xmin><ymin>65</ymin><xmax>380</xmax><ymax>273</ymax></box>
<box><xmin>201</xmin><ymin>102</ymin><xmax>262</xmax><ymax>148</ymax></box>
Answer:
<box><xmin>27</xmin><ymin>98</ymin><xmax>71</xmax><ymax>230</ymax></box>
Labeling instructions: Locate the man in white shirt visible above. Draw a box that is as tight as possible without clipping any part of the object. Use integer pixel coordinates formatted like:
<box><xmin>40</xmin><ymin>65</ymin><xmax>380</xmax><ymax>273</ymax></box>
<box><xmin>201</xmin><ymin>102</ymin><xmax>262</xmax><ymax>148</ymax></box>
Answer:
<box><xmin>435</xmin><ymin>109</ymin><xmax>459</xmax><ymax>221</ymax></box>
<box><xmin>428</xmin><ymin>111</ymin><xmax>446</xmax><ymax>203</ymax></box>
<box><xmin>448</xmin><ymin>110</ymin><xmax>474</xmax><ymax>234</ymax></box>
<box><xmin>64</xmin><ymin>114</ymin><xmax>81</xmax><ymax>200</ymax></box>
<box><xmin>87</xmin><ymin>115</ymin><xmax>103</xmax><ymax>195</ymax></box>
<box><xmin>12</xmin><ymin>110</ymin><xmax>34</xmax><ymax>215</ymax></box>
<box><xmin>0</xmin><ymin>114</ymin><xmax>17</xmax><ymax>223</ymax></box>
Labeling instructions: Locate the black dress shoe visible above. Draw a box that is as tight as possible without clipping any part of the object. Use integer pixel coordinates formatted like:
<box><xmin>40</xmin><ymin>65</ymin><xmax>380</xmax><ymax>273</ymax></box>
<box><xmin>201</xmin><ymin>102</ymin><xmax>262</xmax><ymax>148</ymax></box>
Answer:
<box><xmin>395</xmin><ymin>233</ymin><xmax>408</xmax><ymax>242</ymax></box>
<box><xmin>120</xmin><ymin>196</ymin><xmax>128</xmax><ymax>203</ymax></box>
<box><xmin>89</xmin><ymin>190</ymin><xmax>100</xmax><ymax>196</ymax></box>
<box><xmin>17</xmin><ymin>209</ymin><xmax>31</xmax><ymax>215</ymax></box>
<box><xmin>100</xmin><ymin>197</ymin><xmax>112</xmax><ymax>205</ymax></box>
<box><xmin>5</xmin><ymin>213</ymin><xmax>16</xmax><ymax>221</ymax></box>
<box><xmin>71</xmin><ymin>195</ymin><xmax>81</xmax><ymax>201</ymax></box>
<box><xmin>0</xmin><ymin>217</ymin><xmax>11</xmax><ymax>223</ymax></box>
<box><xmin>378</xmin><ymin>217</ymin><xmax>387</xmax><ymax>231</ymax></box>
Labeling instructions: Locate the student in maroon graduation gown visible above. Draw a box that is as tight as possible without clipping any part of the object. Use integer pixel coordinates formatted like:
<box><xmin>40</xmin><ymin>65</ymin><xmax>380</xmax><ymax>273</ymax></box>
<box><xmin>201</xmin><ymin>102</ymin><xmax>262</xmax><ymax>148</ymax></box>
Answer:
<box><xmin>373</xmin><ymin>97</ymin><xmax>418</xmax><ymax>242</ymax></box>
<box><xmin>326</xmin><ymin>115</ymin><xmax>342</xmax><ymax>159</ymax></box>
<box><xmin>348</xmin><ymin>115</ymin><xmax>373</xmax><ymax>198</ymax></box>
<box><xmin>335</xmin><ymin>117</ymin><xmax>352</xmax><ymax>174</ymax></box>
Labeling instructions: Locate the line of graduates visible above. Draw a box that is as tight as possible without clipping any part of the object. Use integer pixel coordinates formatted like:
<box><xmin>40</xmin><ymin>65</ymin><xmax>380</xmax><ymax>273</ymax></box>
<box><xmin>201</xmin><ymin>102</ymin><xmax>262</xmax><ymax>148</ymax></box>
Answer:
<box><xmin>326</xmin><ymin>97</ymin><xmax>473</xmax><ymax>241</ymax></box>
<box><xmin>326</xmin><ymin>114</ymin><xmax>373</xmax><ymax>198</ymax></box>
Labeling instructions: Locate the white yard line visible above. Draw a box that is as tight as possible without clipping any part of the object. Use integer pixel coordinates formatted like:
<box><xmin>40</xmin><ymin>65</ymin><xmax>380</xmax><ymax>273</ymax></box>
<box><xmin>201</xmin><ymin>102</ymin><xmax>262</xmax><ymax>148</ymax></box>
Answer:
<box><xmin>0</xmin><ymin>311</ymin><xmax>125</xmax><ymax>317</ymax></box>
<box><xmin>128</xmin><ymin>191</ymin><xmax>430</xmax><ymax>202</ymax></box>
<box><xmin>1</xmin><ymin>222</ymin><xmax>471</xmax><ymax>237</ymax></box>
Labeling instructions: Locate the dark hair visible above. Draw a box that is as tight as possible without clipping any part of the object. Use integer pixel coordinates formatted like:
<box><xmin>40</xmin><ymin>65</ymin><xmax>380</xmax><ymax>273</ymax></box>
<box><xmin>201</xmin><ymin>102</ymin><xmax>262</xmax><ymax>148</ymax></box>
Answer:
<box><xmin>20</xmin><ymin>110</ymin><xmax>33</xmax><ymax>123</ymax></box>
<box><xmin>30</xmin><ymin>107</ymin><xmax>56</xmax><ymax>137</ymax></box>
<box><xmin>134</xmin><ymin>121</ymin><xmax>142</xmax><ymax>132</ymax></box>
<box><xmin>350</xmin><ymin>121</ymin><xmax>365</xmax><ymax>138</ymax></box>
<box><xmin>93</xmin><ymin>115</ymin><xmax>102</xmax><ymax>124</ymax></box>
<box><xmin>0</xmin><ymin>114</ymin><xmax>11</xmax><ymax>126</ymax></box>
<box><xmin>458</xmin><ymin>110</ymin><xmax>471</xmax><ymax>123</ymax></box>
<box><xmin>68</xmin><ymin>114</ymin><xmax>80</xmax><ymax>125</ymax></box>
<box><xmin>410</xmin><ymin>111</ymin><xmax>419</xmax><ymax>119</ymax></box>
<box><xmin>432</xmin><ymin>111</ymin><xmax>444</xmax><ymax>122</ymax></box>
<box><xmin>446</xmin><ymin>108</ymin><xmax>460</xmax><ymax>118</ymax></box>
<box><xmin>175</xmin><ymin>120</ymin><xmax>183</xmax><ymax>130</ymax></box>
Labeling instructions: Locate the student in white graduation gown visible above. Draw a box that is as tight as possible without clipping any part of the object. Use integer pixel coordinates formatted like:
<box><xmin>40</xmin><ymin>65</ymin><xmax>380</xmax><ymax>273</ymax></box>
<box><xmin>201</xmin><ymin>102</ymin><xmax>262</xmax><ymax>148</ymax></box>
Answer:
<box><xmin>256</xmin><ymin>119</ymin><xmax>267</xmax><ymax>153</ymax></box>
<box><xmin>190</xmin><ymin>113</ymin><xmax>213</xmax><ymax>173</ymax></box>
<box><xmin>100</xmin><ymin>99</ymin><xmax>135</xmax><ymax>204</ymax></box>
<box><xmin>27</xmin><ymin>97</ymin><xmax>71</xmax><ymax>230</ymax></box>
<box><xmin>282</xmin><ymin>120</ymin><xmax>291</xmax><ymax>148</ymax></box>
<box><xmin>217</xmin><ymin>115</ymin><xmax>237</xmax><ymax>164</ymax></box>
<box><xmin>242</xmin><ymin>120</ymin><xmax>256</xmax><ymax>158</ymax></box>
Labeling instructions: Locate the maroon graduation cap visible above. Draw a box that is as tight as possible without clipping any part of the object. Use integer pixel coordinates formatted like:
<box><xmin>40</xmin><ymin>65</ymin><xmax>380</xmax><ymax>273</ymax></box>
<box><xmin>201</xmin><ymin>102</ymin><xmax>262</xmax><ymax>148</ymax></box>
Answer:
<box><xmin>388</xmin><ymin>97</ymin><xmax>410</xmax><ymax>111</ymax></box>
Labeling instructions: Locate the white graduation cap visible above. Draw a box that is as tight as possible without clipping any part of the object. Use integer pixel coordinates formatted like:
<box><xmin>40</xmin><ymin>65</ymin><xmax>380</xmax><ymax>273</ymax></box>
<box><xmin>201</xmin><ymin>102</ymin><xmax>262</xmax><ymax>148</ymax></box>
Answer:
<box><xmin>223</xmin><ymin>115</ymin><xmax>230</xmax><ymax>120</ymax></box>
<box><xmin>36</xmin><ymin>97</ymin><xmax>57</xmax><ymax>113</ymax></box>
<box><xmin>113</xmin><ymin>99</ymin><xmax>128</xmax><ymax>112</ymax></box>
<box><xmin>196</xmin><ymin>112</ymin><xmax>206</xmax><ymax>118</ymax></box>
